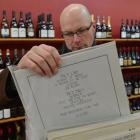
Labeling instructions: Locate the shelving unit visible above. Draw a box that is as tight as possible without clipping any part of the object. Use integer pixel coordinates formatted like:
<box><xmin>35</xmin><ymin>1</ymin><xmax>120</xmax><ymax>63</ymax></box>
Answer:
<box><xmin>0</xmin><ymin>38</ymin><xmax>64</xmax><ymax>43</ymax></box>
<box><xmin>0</xmin><ymin>116</ymin><xmax>25</xmax><ymax>124</ymax></box>
<box><xmin>0</xmin><ymin>38</ymin><xmax>140</xmax><ymax>42</ymax></box>
<box><xmin>121</xmin><ymin>65</ymin><xmax>140</xmax><ymax>70</ymax></box>
<box><xmin>0</xmin><ymin>38</ymin><xmax>140</xmax><ymax>46</ymax></box>
<box><xmin>0</xmin><ymin>38</ymin><xmax>140</xmax><ymax>123</ymax></box>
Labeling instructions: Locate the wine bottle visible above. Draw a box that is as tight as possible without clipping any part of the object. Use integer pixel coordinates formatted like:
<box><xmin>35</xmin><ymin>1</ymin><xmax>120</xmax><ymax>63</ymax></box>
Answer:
<box><xmin>138</xmin><ymin>76</ymin><xmax>140</xmax><ymax>94</ymax></box>
<box><xmin>1</xmin><ymin>10</ymin><xmax>10</xmax><ymax>38</ymax></box>
<box><xmin>95</xmin><ymin>16</ymin><xmax>102</xmax><ymax>38</ymax></box>
<box><xmin>27</xmin><ymin>12</ymin><xmax>35</xmax><ymax>38</ymax></box>
<box><xmin>126</xmin><ymin>77</ymin><xmax>133</xmax><ymax>96</ymax></box>
<box><xmin>18</xmin><ymin>12</ymin><xmax>26</xmax><ymax>38</ymax></box>
<box><xmin>120</xmin><ymin>19</ymin><xmax>126</xmax><ymax>38</ymax></box>
<box><xmin>25</xmin><ymin>13</ymin><xmax>29</xmax><ymax>29</ymax></box>
<box><xmin>21</xmin><ymin>48</ymin><xmax>26</xmax><ymax>58</ymax></box>
<box><xmin>118</xmin><ymin>47</ymin><xmax>124</xmax><ymax>66</ymax></box>
<box><xmin>135</xmin><ymin>20</ymin><xmax>140</xmax><ymax>38</ymax></box>
<box><xmin>131</xmin><ymin>46</ymin><xmax>136</xmax><ymax>65</ymax></box>
<box><xmin>130</xmin><ymin>20</ymin><xmax>136</xmax><ymax>39</ymax></box>
<box><xmin>0</xmin><ymin>125</ymin><xmax>6</xmax><ymax>140</ymax></box>
<box><xmin>134</xmin><ymin>79</ymin><xmax>139</xmax><ymax>95</ymax></box>
<box><xmin>127</xmin><ymin>46</ymin><xmax>132</xmax><ymax>66</ymax></box>
<box><xmin>123</xmin><ymin>47</ymin><xmax>128</xmax><ymax>66</ymax></box>
<box><xmin>7</xmin><ymin>123</ymin><xmax>17</xmax><ymax>140</ymax></box>
<box><xmin>47</xmin><ymin>13</ymin><xmax>55</xmax><ymax>38</ymax></box>
<box><xmin>10</xmin><ymin>11</ymin><xmax>18</xmax><ymax>38</ymax></box>
<box><xmin>15</xmin><ymin>122</ymin><xmax>22</xmax><ymax>140</ymax></box>
<box><xmin>106</xmin><ymin>16</ymin><xmax>112</xmax><ymax>38</ymax></box>
<box><xmin>126</xmin><ymin>19</ymin><xmax>131</xmax><ymax>38</ymax></box>
<box><xmin>37</xmin><ymin>15</ymin><xmax>41</xmax><ymax>38</ymax></box>
<box><xmin>12</xmin><ymin>49</ymin><xmax>20</xmax><ymax>65</ymax></box>
<box><xmin>135</xmin><ymin>46</ymin><xmax>140</xmax><ymax>65</ymax></box>
<box><xmin>0</xmin><ymin>49</ymin><xmax>4</xmax><ymax>69</ymax></box>
<box><xmin>4</xmin><ymin>49</ymin><xmax>12</xmax><ymax>67</ymax></box>
<box><xmin>101</xmin><ymin>16</ymin><xmax>107</xmax><ymax>38</ymax></box>
<box><xmin>40</xmin><ymin>13</ymin><xmax>47</xmax><ymax>38</ymax></box>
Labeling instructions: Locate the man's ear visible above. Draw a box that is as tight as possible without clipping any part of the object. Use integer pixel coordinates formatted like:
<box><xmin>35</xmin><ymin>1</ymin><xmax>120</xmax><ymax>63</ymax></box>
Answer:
<box><xmin>91</xmin><ymin>14</ymin><xmax>96</xmax><ymax>28</ymax></box>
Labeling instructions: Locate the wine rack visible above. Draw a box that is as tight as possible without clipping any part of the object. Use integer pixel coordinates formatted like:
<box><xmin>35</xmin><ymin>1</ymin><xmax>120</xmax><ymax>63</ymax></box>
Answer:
<box><xmin>0</xmin><ymin>38</ymin><xmax>140</xmax><ymax>120</ymax></box>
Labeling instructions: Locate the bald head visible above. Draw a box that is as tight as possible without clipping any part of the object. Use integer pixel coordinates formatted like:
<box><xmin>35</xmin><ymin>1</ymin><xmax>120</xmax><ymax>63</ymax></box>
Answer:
<box><xmin>60</xmin><ymin>4</ymin><xmax>95</xmax><ymax>51</ymax></box>
<box><xmin>60</xmin><ymin>4</ymin><xmax>91</xmax><ymax>31</ymax></box>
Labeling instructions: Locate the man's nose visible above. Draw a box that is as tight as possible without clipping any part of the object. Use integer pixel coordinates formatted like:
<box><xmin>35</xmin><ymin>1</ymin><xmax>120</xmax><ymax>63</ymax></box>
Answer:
<box><xmin>73</xmin><ymin>34</ymin><xmax>80</xmax><ymax>43</ymax></box>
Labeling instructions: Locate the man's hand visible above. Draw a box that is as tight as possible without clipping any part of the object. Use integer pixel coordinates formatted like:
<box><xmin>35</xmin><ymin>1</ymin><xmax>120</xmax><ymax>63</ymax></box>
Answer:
<box><xmin>17</xmin><ymin>44</ymin><xmax>62</xmax><ymax>77</ymax></box>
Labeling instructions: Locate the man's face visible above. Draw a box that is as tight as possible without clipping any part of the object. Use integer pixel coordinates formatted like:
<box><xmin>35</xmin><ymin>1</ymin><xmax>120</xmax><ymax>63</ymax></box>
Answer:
<box><xmin>61</xmin><ymin>15</ymin><xmax>95</xmax><ymax>51</ymax></box>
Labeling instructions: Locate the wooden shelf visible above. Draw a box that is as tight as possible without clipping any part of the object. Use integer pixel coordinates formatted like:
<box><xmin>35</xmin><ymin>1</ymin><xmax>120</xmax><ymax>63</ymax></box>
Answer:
<box><xmin>0</xmin><ymin>38</ymin><xmax>64</xmax><ymax>42</ymax></box>
<box><xmin>0</xmin><ymin>38</ymin><xmax>140</xmax><ymax>42</ymax></box>
<box><xmin>0</xmin><ymin>38</ymin><xmax>64</xmax><ymax>46</ymax></box>
<box><xmin>128</xmin><ymin>95</ymin><xmax>140</xmax><ymax>100</ymax></box>
<box><xmin>0</xmin><ymin>38</ymin><xmax>140</xmax><ymax>46</ymax></box>
<box><xmin>0</xmin><ymin>116</ymin><xmax>25</xmax><ymax>124</ymax></box>
<box><xmin>121</xmin><ymin>65</ymin><xmax>140</xmax><ymax>70</ymax></box>
<box><xmin>96</xmin><ymin>38</ymin><xmax>140</xmax><ymax>42</ymax></box>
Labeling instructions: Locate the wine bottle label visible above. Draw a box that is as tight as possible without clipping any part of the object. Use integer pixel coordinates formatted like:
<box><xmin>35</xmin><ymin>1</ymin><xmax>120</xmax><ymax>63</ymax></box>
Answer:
<box><xmin>135</xmin><ymin>33</ymin><xmax>140</xmax><ymax>38</ymax></box>
<box><xmin>106</xmin><ymin>32</ymin><xmax>112</xmax><ymax>38</ymax></box>
<box><xmin>48</xmin><ymin>30</ymin><xmax>55</xmax><ymax>38</ymax></box>
<box><xmin>123</xmin><ymin>59</ymin><xmax>127</xmax><ymax>66</ymax></box>
<box><xmin>3</xmin><ymin>108</ymin><xmax>10</xmax><ymax>118</ymax></box>
<box><xmin>1</xmin><ymin>28</ymin><xmax>10</xmax><ymax>37</ymax></box>
<box><xmin>131</xmin><ymin>34</ymin><xmax>136</xmax><ymax>39</ymax></box>
<box><xmin>132</xmin><ymin>60</ymin><xmax>136</xmax><ymax>65</ymax></box>
<box><xmin>127</xmin><ymin>86</ymin><xmax>132</xmax><ymax>96</ymax></box>
<box><xmin>119</xmin><ymin>58</ymin><xmax>123</xmax><ymax>66</ymax></box>
<box><xmin>19</xmin><ymin>28</ymin><xmax>26</xmax><ymax>37</ymax></box>
<box><xmin>96</xmin><ymin>32</ymin><xmax>102</xmax><ymax>38</ymax></box>
<box><xmin>10</xmin><ymin>28</ymin><xmax>19</xmax><ymax>37</ymax></box>
<box><xmin>138</xmin><ymin>87</ymin><xmax>140</xmax><ymax>94</ymax></box>
<box><xmin>0</xmin><ymin>110</ymin><xmax>3</xmax><ymax>119</ymax></box>
<box><xmin>101</xmin><ymin>32</ymin><xmax>107</xmax><ymax>38</ymax></box>
<box><xmin>127</xmin><ymin>59</ymin><xmax>132</xmax><ymax>66</ymax></box>
<box><xmin>27</xmin><ymin>29</ymin><xmax>34</xmax><ymax>37</ymax></box>
<box><xmin>41</xmin><ymin>30</ymin><xmax>48</xmax><ymax>37</ymax></box>
<box><xmin>134</xmin><ymin>88</ymin><xmax>139</xmax><ymax>95</ymax></box>
<box><xmin>121</xmin><ymin>32</ymin><xmax>126</xmax><ymax>38</ymax></box>
<box><xmin>126</xmin><ymin>33</ymin><xmax>131</xmax><ymax>38</ymax></box>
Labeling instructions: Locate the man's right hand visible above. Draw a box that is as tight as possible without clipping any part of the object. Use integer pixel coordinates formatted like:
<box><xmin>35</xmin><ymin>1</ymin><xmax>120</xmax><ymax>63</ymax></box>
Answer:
<box><xmin>17</xmin><ymin>44</ymin><xmax>62</xmax><ymax>77</ymax></box>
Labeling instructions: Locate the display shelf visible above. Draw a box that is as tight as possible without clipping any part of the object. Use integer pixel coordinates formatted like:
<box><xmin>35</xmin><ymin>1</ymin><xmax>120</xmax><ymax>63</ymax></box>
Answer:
<box><xmin>0</xmin><ymin>38</ymin><xmax>64</xmax><ymax>42</ymax></box>
<box><xmin>0</xmin><ymin>37</ymin><xmax>140</xmax><ymax>114</ymax></box>
<box><xmin>128</xmin><ymin>95</ymin><xmax>140</xmax><ymax>100</ymax></box>
<box><xmin>96</xmin><ymin>38</ymin><xmax>140</xmax><ymax>42</ymax></box>
<box><xmin>0</xmin><ymin>38</ymin><xmax>64</xmax><ymax>46</ymax></box>
<box><xmin>0</xmin><ymin>116</ymin><xmax>25</xmax><ymax>124</ymax></box>
<box><xmin>121</xmin><ymin>65</ymin><xmax>140</xmax><ymax>70</ymax></box>
<box><xmin>0</xmin><ymin>38</ymin><xmax>140</xmax><ymax>43</ymax></box>
<box><xmin>0</xmin><ymin>38</ymin><xmax>140</xmax><ymax>46</ymax></box>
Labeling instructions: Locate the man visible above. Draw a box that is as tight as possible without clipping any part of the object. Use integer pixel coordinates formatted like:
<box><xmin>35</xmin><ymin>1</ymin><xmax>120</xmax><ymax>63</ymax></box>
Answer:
<box><xmin>0</xmin><ymin>4</ymin><xmax>95</xmax><ymax>105</ymax></box>
<box><xmin>0</xmin><ymin>3</ymin><xmax>95</xmax><ymax>139</ymax></box>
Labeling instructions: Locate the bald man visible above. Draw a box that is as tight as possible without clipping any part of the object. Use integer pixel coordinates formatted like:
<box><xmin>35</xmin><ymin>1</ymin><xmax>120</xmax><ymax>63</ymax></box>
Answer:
<box><xmin>17</xmin><ymin>4</ymin><xmax>95</xmax><ymax>76</ymax></box>
<box><xmin>0</xmin><ymin>4</ymin><xmax>95</xmax><ymax>105</ymax></box>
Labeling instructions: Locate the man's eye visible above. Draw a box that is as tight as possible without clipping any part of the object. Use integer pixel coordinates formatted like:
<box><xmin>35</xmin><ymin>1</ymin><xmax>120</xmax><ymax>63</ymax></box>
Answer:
<box><xmin>63</xmin><ymin>32</ymin><xmax>73</xmax><ymax>36</ymax></box>
<box><xmin>77</xmin><ymin>29</ymin><xmax>86</xmax><ymax>34</ymax></box>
